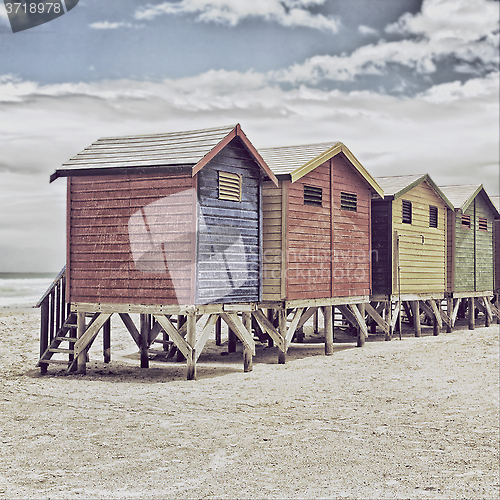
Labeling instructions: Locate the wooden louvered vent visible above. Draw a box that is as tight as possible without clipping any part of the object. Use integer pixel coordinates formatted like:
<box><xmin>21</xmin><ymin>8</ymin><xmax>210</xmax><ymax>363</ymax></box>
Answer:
<box><xmin>461</xmin><ymin>214</ymin><xmax>471</xmax><ymax>228</ymax></box>
<box><xmin>402</xmin><ymin>200</ymin><xmax>412</xmax><ymax>224</ymax></box>
<box><xmin>429</xmin><ymin>205</ymin><xmax>438</xmax><ymax>228</ymax></box>
<box><xmin>341</xmin><ymin>192</ymin><xmax>357</xmax><ymax>212</ymax></box>
<box><xmin>218</xmin><ymin>171</ymin><xmax>242</xmax><ymax>202</ymax></box>
<box><xmin>304</xmin><ymin>185</ymin><xmax>322</xmax><ymax>206</ymax></box>
<box><xmin>478</xmin><ymin>217</ymin><xmax>488</xmax><ymax>231</ymax></box>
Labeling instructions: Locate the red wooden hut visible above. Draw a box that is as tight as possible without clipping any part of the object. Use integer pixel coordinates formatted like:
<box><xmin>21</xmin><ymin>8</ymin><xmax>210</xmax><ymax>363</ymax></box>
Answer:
<box><xmin>40</xmin><ymin>124</ymin><xmax>278</xmax><ymax>378</ymax></box>
<box><xmin>256</xmin><ymin>142</ymin><xmax>384</xmax><ymax>362</ymax></box>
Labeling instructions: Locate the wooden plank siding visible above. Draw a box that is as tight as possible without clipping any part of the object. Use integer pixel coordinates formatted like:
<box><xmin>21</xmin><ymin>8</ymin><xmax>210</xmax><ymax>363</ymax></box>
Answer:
<box><xmin>392</xmin><ymin>181</ymin><xmax>447</xmax><ymax>295</ymax></box>
<box><xmin>330</xmin><ymin>154</ymin><xmax>373</xmax><ymax>298</ymax></box>
<box><xmin>195</xmin><ymin>138</ymin><xmax>261</xmax><ymax>304</ymax></box>
<box><xmin>286</xmin><ymin>162</ymin><xmax>332</xmax><ymax>300</ymax></box>
<box><xmin>371</xmin><ymin>200</ymin><xmax>392</xmax><ymax>295</ymax></box>
<box><xmin>261</xmin><ymin>152</ymin><xmax>374</xmax><ymax>301</ymax></box>
<box><xmin>68</xmin><ymin>173</ymin><xmax>196</xmax><ymax>305</ymax></box>
<box><xmin>474</xmin><ymin>193</ymin><xmax>495</xmax><ymax>292</ymax></box>
<box><xmin>495</xmin><ymin>218</ymin><xmax>500</xmax><ymax>292</ymax></box>
<box><xmin>261</xmin><ymin>180</ymin><xmax>283</xmax><ymax>301</ymax></box>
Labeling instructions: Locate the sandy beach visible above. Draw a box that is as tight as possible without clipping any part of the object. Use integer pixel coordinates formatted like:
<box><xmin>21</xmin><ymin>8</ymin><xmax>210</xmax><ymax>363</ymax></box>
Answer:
<box><xmin>0</xmin><ymin>308</ymin><xmax>498</xmax><ymax>499</ymax></box>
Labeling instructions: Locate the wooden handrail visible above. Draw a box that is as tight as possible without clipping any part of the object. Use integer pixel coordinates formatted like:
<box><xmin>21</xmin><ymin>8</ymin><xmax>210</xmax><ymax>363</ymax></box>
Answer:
<box><xmin>35</xmin><ymin>266</ymin><xmax>66</xmax><ymax>308</ymax></box>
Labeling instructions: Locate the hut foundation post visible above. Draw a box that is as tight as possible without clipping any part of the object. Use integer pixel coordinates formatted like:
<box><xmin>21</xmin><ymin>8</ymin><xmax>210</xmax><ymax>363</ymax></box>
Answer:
<box><xmin>76</xmin><ymin>312</ymin><xmax>86</xmax><ymax>374</ymax></box>
<box><xmin>162</xmin><ymin>317</ymin><xmax>170</xmax><ymax>352</ymax></box>
<box><xmin>446</xmin><ymin>298</ymin><xmax>453</xmax><ymax>333</ymax></box>
<box><xmin>412</xmin><ymin>301</ymin><xmax>421</xmax><ymax>337</ymax></box>
<box><xmin>228</xmin><ymin>327</ymin><xmax>237</xmax><ymax>353</ymax></box>
<box><xmin>103</xmin><ymin>317</ymin><xmax>111</xmax><ymax>363</ymax></box>
<box><xmin>267</xmin><ymin>309</ymin><xmax>275</xmax><ymax>347</ymax></box>
<box><xmin>496</xmin><ymin>294</ymin><xmax>500</xmax><ymax>324</ymax></box>
<box><xmin>468</xmin><ymin>297</ymin><xmax>475</xmax><ymax>330</ymax></box>
<box><xmin>186</xmin><ymin>311</ymin><xmax>197</xmax><ymax>381</ymax></box>
<box><xmin>482</xmin><ymin>298</ymin><xmax>491</xmax><ymax>327</ymax></box>
<box><xmin>324</xmin><ymin>305</ymin><xmax>334</xmax><ymax>355</ymax></box>
<box><xmin>140</xmin><ymin>314</ymin><xmax>150</xmax><ymax>369</ymax></box>
<box><xmin>40</xmin><ymin>299</ymin><xmax>49</xmax><ymax>375</ymax></box>
<box><xmin>242</xmin><ymin>312</ymin><xmax>253</xmax><ymax>372</ymax></box>
<box><xmin>432</xmin><ymin>305</ymin><xmax>440</xmax><ymax>336</ymax></box>
<box><xmin>314</xmin><ymin>308</ymin><xmax>319</xmax><ymax>333</ymax></box>
<box><xmin>277</xmin><ymin>309</ymin><xmax>287</xmax><ymax>365</ymax></box>
<box><xmin>356</xmin><ymin>304</ymin><xmax>366</xmax><ymax>347</ymax></box>
<box><xmin>177</xmin><ymin>316</ymin><xmax>186</xmax><ymax>361</ymax></box>
<box><xmin>215</xmin><ymin>316</ymin><xmax>222</xmax><ymax>346</ymax></box>
<box><xmin>385</xmin><ymin>302</ymin><xmax>392</xmax><ymax>341</ymax></box>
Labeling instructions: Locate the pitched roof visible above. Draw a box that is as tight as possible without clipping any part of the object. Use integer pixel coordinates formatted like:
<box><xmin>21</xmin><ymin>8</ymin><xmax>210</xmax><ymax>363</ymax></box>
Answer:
<box><xmin>50</xmin><ymin>124</ymin><xmax>278</xmax><ymax>185</ymax></box>
<box><xmin>259</xmin><ymin>142</ymin><xmax>384</xmax><ymax>198</ymax></box>
<box><xmin>440</xmin><ymin>184</ymin><xmax>500</xmax><ymax>217</ymax></box>
<box><xmin>375</xmin><ymin>174</ymin><xmax>454</xmax><ymax>209</ymax></box>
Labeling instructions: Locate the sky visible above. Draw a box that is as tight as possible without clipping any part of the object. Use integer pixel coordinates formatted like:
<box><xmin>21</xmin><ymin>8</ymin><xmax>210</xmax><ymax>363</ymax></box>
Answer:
<box><xmin>0</xmin><ymin>0</ymin><xmax>498</xmax><ymax>272</ymax></box>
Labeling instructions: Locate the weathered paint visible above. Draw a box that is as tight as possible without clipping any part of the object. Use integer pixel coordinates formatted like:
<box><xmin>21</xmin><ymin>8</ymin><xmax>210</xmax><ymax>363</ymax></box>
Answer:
<box><xmin>262</xmin><ymin>151</ymin><xmax>374</xmax><ymax>301</ymax></box>
<box><xmin>196</xmin><ymin>137</ymin><xmax>261</xmax><ymax>304</ymax></box>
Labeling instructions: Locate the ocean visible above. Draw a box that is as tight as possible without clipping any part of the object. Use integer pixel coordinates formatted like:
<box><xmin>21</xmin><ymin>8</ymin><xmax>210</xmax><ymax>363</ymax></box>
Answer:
<box><xmin>0</xmin><ymin>273</ymin><xmax>58</xmax><ymax>309</ymax></box>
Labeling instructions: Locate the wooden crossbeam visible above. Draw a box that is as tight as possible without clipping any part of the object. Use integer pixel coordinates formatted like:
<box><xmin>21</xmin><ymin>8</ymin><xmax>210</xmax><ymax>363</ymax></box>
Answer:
<box><xmin>364</xmin><ymin>303</ymin><xmax>390</xmax><ymax>335</ymax></box>
<box><xmin>390</xmin><ymin>301</ymin><xmax>401</xmax><ymax>329</ymax></box>
<box><xmin>153</xmin><ymin>315</ymin><xmax>192</xmax><ymax>359</ymax></box>
<box><xmin>348</xmin><ymin>304</ymin><xmax>368</xmax><ymax>338</ymax></box>
<box><xmin>118</xmin><ymin>313</ymin><xmax>141</xmax><ymax>347</ymax></box>
<box><xmin>489</xmin><ymin>301</ymin><xmax>500</xmax><ymax>318</ymax></box>
<box><xmin>220</xmin><ymin>313</ymin><xmax>255</xmax><ymax>356</ymax></box>
<box><xmin>252</xmin><ymin>309</ymin><xmax>285</xmax><ymax>351</ymax></box>
<box><xmin>194</xmin><ymin>315</ymin><xmax>219</xmax><ymax>362</ymax></box>
<box><xmin>296</xmin><ymin>306</ymin><xmax>318</xmax><ymax>331</ymax></box>
<box><xmin>419</xmin><ymin>301</ymin><xmax>435</xmax><ymax>322</ymax></box>
<box><xmin>479</xmin><ymin>297</ymin><xmax>493</xmax><ymax>323</ymax></box>
<box><xmin>74</xmin><ymin>313</ymin><xmax>112</xmax><ymax>356</ymax></box>
<box><xmin>427</xmin><ymin>299</ymin><xmax>443</xmax><ymax>328</ymax></box>
<box><xmin>451</xmin><ymin>298</ymin><xmax>461</xmax><ymax>327</ymax></box>
<box><xmin>285</xmin><ymin>308</ymin><xmax>304</xmax><ymax>347</ymax></box>
<box><xmin>336</xmin><ymin>305</ymin><xmax>357</xmax><ymax>328</ymax></box>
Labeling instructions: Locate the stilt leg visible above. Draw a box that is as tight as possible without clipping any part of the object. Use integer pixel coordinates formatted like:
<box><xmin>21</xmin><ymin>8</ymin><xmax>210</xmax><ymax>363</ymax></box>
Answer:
<box><xmin>242</xmin><ymin>312</ymin><xmax>253</xmax><ymax>372</ymax></box>
<box><xmin>412</xmin><ymin>301</ymin><xmax>421</xmax><ymax>338</ymax></box>
<box><xmin>186</xmin><ymin>312</ymin><xmax>196</xmax><ymax>381</ymax></box>
<box><xmin>356</xmin><ymin>304</ymin><xmax>366</xmax><ymax>347</ymax></box>
<box><xmin>77</xmin><ymin>312</ymin><xmax>86</xmax><ymax>374</ymax></box>
<box><xmin>324</xmin><ymin>305</ymin><xmax>334</xmax><ymax>355</ymax></box>
<box><xmin>177</xmin><ymin>315</ymin><xmax>186</xmax><ymax>361</ymax></box>
<box><xmin>228</xmin><ymin>327</ymin><xmax>237</xmax><ymax>353</ymax></box>
<box><xmin>278</xmin><ymin>309</ymin><xmax>287</xmax><ymax>364</ymax></box>
<box><xmin>446</xmin><ymin>298</ymin><xmax>453</xmax><ymax>333</ymax></box>
<box><xmin>103</xmin><ymin>317</ymin><xmax>111</xmax><ymax>363</ymax></box>
<box><xmin>215</xmin><ymin>316</ymin><xmax>222</xmax><ymax>346</ymax></box>
<box><xmin>468</xmin><ymin>297</ymin><xmax>475</xmax><ymax>330</ymax></box>
<box><xmin>140</xmin><ymin>314</ymin><xmax>149</xmax><ymax>368</ymax></box>
<box><xmin>385</xmin><ymin>302</ymin><xmax>392</xmax><ymax>341</ymax></box>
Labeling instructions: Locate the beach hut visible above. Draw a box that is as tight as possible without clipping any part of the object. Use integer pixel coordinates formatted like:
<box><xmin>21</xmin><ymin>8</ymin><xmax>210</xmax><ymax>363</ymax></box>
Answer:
<box><xmin>256</xmin><ymin>142</ymin><xmax>384</xmax><ymax>362</ymax></box>
<box><xmin>371</xmin><ymin>174</ymin><xmax>454</xmax><ymax>338</ymax></box>
<box><xmin>492</xmin><ymin>195</ymin><xmax>500</xmax><ymax>317</ymax></box>
<box><xmin>439</xmin><ymin>185</ymin><xmax>500</xmax><ymax>329</ymax></box>
<box><xmin>39</xmin><ymin>124</ymin><xmax>278</xmax><ymax>378</ymax></box>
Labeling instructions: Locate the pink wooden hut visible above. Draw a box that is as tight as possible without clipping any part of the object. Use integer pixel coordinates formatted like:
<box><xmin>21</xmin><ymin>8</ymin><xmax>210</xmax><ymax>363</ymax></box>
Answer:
<box><xmin>255</xmin><ymin>142</ymin><xmax>384</xmax><ymax>362</ymax></box>
<box><xmin>39</xmin><ymin>124</ymin><xmax>278</xmax><ymax>379</ymax></box>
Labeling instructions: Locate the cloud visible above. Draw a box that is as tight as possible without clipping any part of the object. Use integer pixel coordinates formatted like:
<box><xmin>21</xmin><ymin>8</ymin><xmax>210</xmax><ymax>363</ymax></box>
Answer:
<box><xmin>358</xmin><ymin>25</ymin><xmax>378</xmax><ymax>37</ymax></box>
<box><xmin>135</xmin><ymin>0</ymin><xmax>340</xmax><ymax>32</ymax></box>
<box><xmin>89</xmin><ymin>21</ymin><xmax>135</xmax><ymax>29</ymax></box>
<box><xmin>276</xmin><ymin>0</ymin><xmax>498</xmax><ymax>85</ymax></box>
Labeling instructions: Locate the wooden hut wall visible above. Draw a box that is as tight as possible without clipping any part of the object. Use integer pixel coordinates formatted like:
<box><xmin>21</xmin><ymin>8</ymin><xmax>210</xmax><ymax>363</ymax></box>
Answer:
<box><xmin>392</xmin><ymin>181</ymin><xmax>447</xmax><ymax>295</ymax></box>
<box><xmin>285</xmin><ymin>161</ymin><xmax>332</xmax><ymax>300</ymax></box>
<box><xmin>495</xmin><ymin>218</ymin><xmax>500</xmax><ymax>292</ymax></box>
<box><xmin>195</xmin><ymin>137</ymin><xmax>261</xmax><ymax>304</ymax></box>
<box><xmin>446</xmin><ymin>207</ymin><xmax>455</xmax><ymax>293</ymax></box>
<box><xmin>261</xmin><ymin>179</ymin><xmax>284</xmax><ymax>301</ymax></box>
<box><xmin>452</xmin><ymin>194</ymin><xmax>495</xmax><ymax>293</ymax></box>
<box><xmin>371</xmin><ymin>200</ymin><xmax>392</xmax><ymax>296</ymax></box>
<box><xmin>67</xmin><ymin>173</ymin><xmax>196</xmax><ymax>305</ymax></box>
<box><xmin>330</xmin><ymin>153</ymin><xmax>372</xmax><ymax>298</ymax></box>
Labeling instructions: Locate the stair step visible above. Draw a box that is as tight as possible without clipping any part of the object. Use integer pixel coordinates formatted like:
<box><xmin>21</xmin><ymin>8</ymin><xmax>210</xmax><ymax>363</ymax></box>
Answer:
<box><xmin>49</xmin><ymin>348</ymin><xmax>74</xmax><ymax>354</ymax></box>
<box><xmin>56</xmin><ymin>336</ymin><xmax>78</xmax><ymax>342</ymax></box>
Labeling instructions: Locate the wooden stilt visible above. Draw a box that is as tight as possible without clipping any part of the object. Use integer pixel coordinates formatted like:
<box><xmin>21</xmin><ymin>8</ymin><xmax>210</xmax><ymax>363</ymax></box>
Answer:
<box><xmin>140</xmin><ymin>314</ymin><xmax>150</xmax><ymax>368</ymax></box>
<box><xmin>403</xmin><ymin>301</ymin><xmax>413</xmax><ymax>326</ymax></box>
<box><xmin>324</xmin><ymin>305</ymin><xmax>334</xmax><ymax>355</ymax></box>
<box><xmin>177</xmin><ymin>315</ymin><xmax>186</xmax><ymax>361</ymax></box>
<box><xmin>40</xmin><ymin>299</ymin><xmax>49</xmax><ymax>375</ymax></box>
<box><xmin>242</xmin><ymin>313</ymin><xmax>253</xmax><ymax>372</ymax></box>
<box><xmin>277</xmin><ymin>309</ymin><xmax>287</xmax><ymax>364</ymax></box>
<box><xmin>356</xmin><ymin>304</ymin><xmax>366</xmax><ymax>347</ymax></box>
<box><xmin>76</xmin><ymin>312</ymin><xmax>86</xmax><ymax>374</ymax></box>
<box><xmin>162</xmin><ymin>316</ymin><xmax>170</xmax><ymax>352</ymax></box>
<box><xmin>314</xmin><ymin>308</ymin><xmax>319</xmax><ymax>333</ymax></box>
<box><xmin>215</xmin><ymin>316</ymin><xmax>222</xmax><ymax>346</ymax></box>
<box><xmin>186</xmin><ymin>312</ymin><xmax>196</xmax><ymax>381</ymax></box>
<box><xmin>385</xmin><ymin>302</ymin><xmax>392</xmax><ymax>341</ymax></box>
<box><xmin>446</xmin><ymin>298</ymin><xmax>453</xmax><ymax>333</ymax></box>
<box><xmin>228</xmin><ymin>327</ymin><xmax>237</xmax><ymax>353</ymax></box>
<box><xmin>103</xmin><ymin>317</ymin><xmax>111</xmax><ymax>363</ymax></box>
<box><xmin>412</xmin><ymin>300</ymin><xmax>421</xmax><ymax>338</ymax></box>
<box><xmin>467</xmin><ymin>297</ymin><xmax>475</xmax><ymax>330</ymax></box>
<box><xmin>267</xmin><ymin>309</ymin><xmax>275</xmax><ymax>347</ymax></box>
